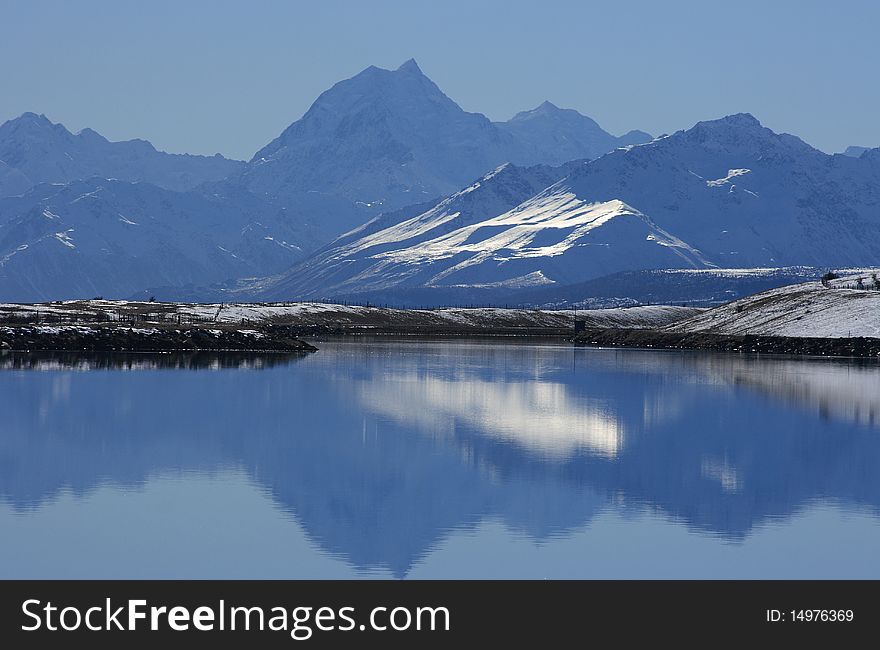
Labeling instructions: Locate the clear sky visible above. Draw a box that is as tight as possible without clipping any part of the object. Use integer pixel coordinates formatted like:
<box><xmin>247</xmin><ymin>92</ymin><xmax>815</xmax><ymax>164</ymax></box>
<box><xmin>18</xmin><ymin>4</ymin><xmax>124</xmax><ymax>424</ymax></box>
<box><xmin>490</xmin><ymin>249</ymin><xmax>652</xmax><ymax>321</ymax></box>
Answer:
<box><xmin>2</xmin><ymin>0</ymin><xmax>877</xmax><ymax>160</ymax></box>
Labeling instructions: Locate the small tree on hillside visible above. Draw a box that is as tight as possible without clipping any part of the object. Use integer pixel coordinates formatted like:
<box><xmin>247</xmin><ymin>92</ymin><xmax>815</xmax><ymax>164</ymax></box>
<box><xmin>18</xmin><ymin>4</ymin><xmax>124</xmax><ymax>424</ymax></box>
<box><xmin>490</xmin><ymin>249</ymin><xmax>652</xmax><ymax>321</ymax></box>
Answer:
<box><xmin>821</xmin><ymin>271</ymin><xmax>839</xmax><ymax>287</ymax></box>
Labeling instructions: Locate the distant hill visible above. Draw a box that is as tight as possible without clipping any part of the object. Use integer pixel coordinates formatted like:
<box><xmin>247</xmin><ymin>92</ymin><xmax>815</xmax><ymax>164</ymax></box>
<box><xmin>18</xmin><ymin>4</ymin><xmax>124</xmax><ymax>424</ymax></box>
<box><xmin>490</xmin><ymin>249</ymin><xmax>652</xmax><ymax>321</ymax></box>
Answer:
<box><xmin>498</xmin><ymin>100</ymin><xmax>651</xmax><ymax>166</ymax></box>
<box><xmin>667</xmin><ymin>272</ymin><xmax>880</xmax><ymax>338</ymax></box>
<box><xmin>0</xmin><ymin>112</ymin><xmax>244</xmax><ymax>196</ymax></box>
<box><xmin>0</xmin><ymin>179</ymin><xmax>321</xmax><ymax>302</ymax></box>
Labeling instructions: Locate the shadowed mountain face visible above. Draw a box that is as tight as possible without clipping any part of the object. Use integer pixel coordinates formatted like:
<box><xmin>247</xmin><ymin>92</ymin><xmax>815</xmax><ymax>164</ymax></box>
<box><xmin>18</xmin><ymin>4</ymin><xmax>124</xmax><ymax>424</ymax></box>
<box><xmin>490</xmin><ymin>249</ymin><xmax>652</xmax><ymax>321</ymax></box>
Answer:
<box><xmin>242</xmin><ymin>60</ymin><xmax>519</xmax><ymax>212</ymax></box>
<box><xmin>0</xmin><ymin>179</ymin><xmax>323</xmax><ymax>302</ymax></box>
<box><xmin>0</xmin><ymin>112</ymin><xmax>244</xmax><ymax>196</ymax></box>
<box><xmin>1</xmin><ymin>342</ymin><xmax>879</xmax><ymax>578</ymax></box>
<box><xmin>0</xmin><ymin>115</ymin><xmax>330</xmax><ymax>301</ymax></box>
<box><xmin>499</xmin><ymin>100</ymin><xmax>651</xmax><ymax>166</ymax></box>
<box><xmin>559</xmin><ymin>114</ymin><xmax>880</xmax><ymax>268</ymax></box>
<box><xmin>239</xmin><ymin>60</ymin><xmax>649</xmax><ymax>216</ymax></box>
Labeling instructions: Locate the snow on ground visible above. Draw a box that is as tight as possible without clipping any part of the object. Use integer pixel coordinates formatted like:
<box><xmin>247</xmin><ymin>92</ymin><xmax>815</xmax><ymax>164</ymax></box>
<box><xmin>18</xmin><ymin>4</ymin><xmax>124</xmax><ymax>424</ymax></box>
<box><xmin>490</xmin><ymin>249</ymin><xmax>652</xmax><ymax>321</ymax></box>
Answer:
<box><xmin>655</xmin><ymin>266</ymin><xmax>877</xmax><ymax>279</ymax></box>
<box><xmin>422</xmin><ymin>305</ymin><xmax>699</xmax><ymax>328</ymax></box>
<box><xmin>0</xmin><ymin>325</ymin><xmax>99</xmax><ymax>336</ymax></box>
<box><xmin>668</xmin><ymin>273</ymin><xmax>880</xmax><ymax>338</ymax></box>
<box><xmin>0</xmin><ymin>300</ymin><xmax>700</xmax><ymax>330</ymax></box>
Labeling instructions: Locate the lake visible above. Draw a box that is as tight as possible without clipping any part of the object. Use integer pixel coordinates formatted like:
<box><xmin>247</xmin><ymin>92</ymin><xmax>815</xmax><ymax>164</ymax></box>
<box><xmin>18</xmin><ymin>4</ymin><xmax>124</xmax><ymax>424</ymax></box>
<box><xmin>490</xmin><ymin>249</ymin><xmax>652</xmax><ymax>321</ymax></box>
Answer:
<box><xmin>1</xmin><ymin>339</ymin><xmax>879</xmax><ymax>579</ymax></box>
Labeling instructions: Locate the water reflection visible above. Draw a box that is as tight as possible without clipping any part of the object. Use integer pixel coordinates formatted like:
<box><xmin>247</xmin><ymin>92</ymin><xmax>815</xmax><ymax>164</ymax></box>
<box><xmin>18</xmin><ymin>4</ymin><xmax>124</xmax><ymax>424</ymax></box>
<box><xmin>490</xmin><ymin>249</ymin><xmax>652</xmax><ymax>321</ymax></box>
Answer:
<box><xmin>694</xmin><ymin>355</ymin><xmax>880</xmax><ymax>427</ymax></box>
<box><xmin>360</xmin><ymin>375</ymin><xmax>623</xmax><ymax>458</ymax></box>
<box><xmin>0</xmin><ymin>340</ymin><xmax>878</xmax><ymax>577</ymax></box>
<box><xmin>0</xmin><ymin>350</ymin><xmax>310</xmax><ymax>371</ymax></box>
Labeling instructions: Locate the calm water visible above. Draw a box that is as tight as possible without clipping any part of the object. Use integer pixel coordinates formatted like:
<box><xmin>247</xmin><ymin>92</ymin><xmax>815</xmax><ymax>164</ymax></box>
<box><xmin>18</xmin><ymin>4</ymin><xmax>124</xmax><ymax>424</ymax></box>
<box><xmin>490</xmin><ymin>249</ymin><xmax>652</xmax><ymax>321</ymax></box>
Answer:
<box><xmin>1</xmin><ymin>339</ymin><xmax>879</xmax><ymax>579</ymax></box>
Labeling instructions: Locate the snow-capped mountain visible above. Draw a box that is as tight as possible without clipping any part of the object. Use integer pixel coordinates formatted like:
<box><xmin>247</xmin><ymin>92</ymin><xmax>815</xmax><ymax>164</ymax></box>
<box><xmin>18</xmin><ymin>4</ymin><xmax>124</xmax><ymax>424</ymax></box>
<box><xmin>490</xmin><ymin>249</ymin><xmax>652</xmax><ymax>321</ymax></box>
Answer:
<box><xmin>249</xmin><ymin>162</ymin><xmax>572</xmax><ymax>298</ymax></box>
<box><xmin>0</xmin><ymin>112</ymin><xmax>244</xmax><ymax>197</ymax></box>
<box><xmin>253</xmin><ymin>113</ymin><xmax>880</xmax><ymax>301</ymax></box>
<box><xmin>251</xmin><ymin>160</ymin><xmax>708</xmax><ymax>300</ymax></box>
<box><xmin>3</xmin><ymin>60</ymin><xmax>877</xmax><ymax>305</ymax></box>
<box><xmin>0</xmin><ymin>179</ymin><xmax>320</xmax><ymax>302</ymax></box>
<box><xmin>561</xmin><ymin>113</ymin><xmax>880</xmax><ymax>268</ymax></box>
<box><xmin>499</xmin><ymin>101</ymin><xmax>651</xmax><ymax>166</ymax></box>
<box><xmin>242</xmin><ymin>59</ymin><xmax>515</xmax><ymax>212</ymax></box>
<box><xmin>240</xmin><ymin>60</ymin><xmax>649</xmax><ymax>217</ymax></box>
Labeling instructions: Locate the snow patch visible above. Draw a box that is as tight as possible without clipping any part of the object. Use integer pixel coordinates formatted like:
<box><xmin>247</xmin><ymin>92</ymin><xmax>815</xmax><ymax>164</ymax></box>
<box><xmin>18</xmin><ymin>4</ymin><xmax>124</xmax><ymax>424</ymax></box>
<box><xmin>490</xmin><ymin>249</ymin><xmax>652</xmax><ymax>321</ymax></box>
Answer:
<box><xmin>54</xmin><ymin>231</ymin><xmax>76</xmax><ymax>249</ymax></box>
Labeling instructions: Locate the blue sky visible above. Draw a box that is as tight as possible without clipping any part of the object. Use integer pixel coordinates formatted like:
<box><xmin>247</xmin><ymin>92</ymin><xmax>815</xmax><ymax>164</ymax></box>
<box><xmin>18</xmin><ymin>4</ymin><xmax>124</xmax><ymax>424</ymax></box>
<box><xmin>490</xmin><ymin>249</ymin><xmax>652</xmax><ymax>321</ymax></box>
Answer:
<box><xmin>2</xmin><ymin>0</ymin><xmax>877</xmax><ymax>159</ymax></box>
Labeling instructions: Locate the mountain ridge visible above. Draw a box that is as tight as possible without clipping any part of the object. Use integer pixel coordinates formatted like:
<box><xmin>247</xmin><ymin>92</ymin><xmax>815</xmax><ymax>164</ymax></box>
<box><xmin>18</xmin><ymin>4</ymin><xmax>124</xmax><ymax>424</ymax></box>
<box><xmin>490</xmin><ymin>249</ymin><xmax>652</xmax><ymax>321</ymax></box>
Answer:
<box><xmin>0</xmin><ymin>112</ymin><xmax>245</xmax><ymax>197</ymax></box>
<box><xmin>239</xmin><ymin>59</ymin><xmax>651</xmax><ymax>218</ymax></box>
<box><xmin>0</xmin><ymin>177</ymin><xmax>321</xmax><ymax>302</ymax></box>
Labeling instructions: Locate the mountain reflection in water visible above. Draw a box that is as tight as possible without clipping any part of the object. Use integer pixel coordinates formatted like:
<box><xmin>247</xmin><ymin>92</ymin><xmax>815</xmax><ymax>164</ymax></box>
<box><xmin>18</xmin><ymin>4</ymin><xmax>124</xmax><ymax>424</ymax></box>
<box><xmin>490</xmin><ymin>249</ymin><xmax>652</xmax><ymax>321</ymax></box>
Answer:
<box><xmin>1</xmin><ymin>340</ymin><xmax>878</xmax><ymax>578</ymax></box>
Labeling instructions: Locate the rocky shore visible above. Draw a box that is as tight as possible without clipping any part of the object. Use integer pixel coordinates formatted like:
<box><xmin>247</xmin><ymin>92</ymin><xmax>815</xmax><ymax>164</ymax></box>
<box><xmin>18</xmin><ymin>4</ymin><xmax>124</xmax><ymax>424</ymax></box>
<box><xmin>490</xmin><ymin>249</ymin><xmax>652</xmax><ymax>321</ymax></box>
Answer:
<box><xmin>572</xmin><ymin>328</ymin><xmax>880</xmax><ymax>357</ymax></box>
<box><xmin>0</xmin><ymin>324</ymin><xmax>318</xmax><ymax>353</ymax></box>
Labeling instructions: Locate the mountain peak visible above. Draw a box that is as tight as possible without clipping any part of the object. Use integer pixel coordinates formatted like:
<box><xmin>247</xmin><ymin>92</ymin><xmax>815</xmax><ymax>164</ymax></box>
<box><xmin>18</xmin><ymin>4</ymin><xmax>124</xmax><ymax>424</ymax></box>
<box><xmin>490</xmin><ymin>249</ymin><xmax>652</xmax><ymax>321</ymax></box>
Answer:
<box><xmin>688</xmin><ymin>113</ymin><xmax>764</xmax><ymax>134</ymax></box>
<box><xmin>76</xmin><ymin>127</ymin><xmax>109</xmax><ymax>143</ymax></box>
<box><xmin>396</xmin><ymin>58</ymin><xmax>423</xmax><ymax>75</ymax></box>
<box><xmin>501</xmin><ymin>102</ymin><xmax>651</xmax><ymax>163</ymax></box>
<box><xmin>0</xmin><ymin>112</ymin><xmax>243</xmax><ymax>196</ymax></box>
<box><xmin>683</xmin><ymin>113</ymin><xmax>819</xmax><ymax>156</ymax></box>
<box><xmin>686</xmin><ymin>113</ymin><xmax>769</xmax><ymax>141</ymax></box>
<box><xmin>507</xmin><ymin>101</ymin><xmax>575</xmax><ymax>124</ymax></box>
<box><xmin>19</xmin><ymin>111</ymin><xmax>51</xmax><ymax>123</ymax></box>
<box><xmin>718</xmin><ymin>112</ymin><xmax>762</xmax><ymax>127</ymax></box>
<box><xmin>618</xmin><ymin>129</ymin><xmax>653</xmax><ymax>146</ymax></box>
<box><xmin>3</xmin><ymin>112</ymin><xmax>54</xmax><ymax>131</ymax></box>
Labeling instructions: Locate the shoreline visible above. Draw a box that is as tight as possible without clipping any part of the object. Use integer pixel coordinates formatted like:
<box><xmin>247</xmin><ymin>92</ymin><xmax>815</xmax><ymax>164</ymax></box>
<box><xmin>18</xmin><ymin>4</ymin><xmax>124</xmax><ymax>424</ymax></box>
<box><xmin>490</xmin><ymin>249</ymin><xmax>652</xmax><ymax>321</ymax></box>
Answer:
<box><xmin>0</xmin><ymin>324</ymin><xmax>318</xmax><ymax>353</ymax></box>
<box><xmin>571</xmin><ymin>328</ymin><xmax>880</xmax><ymax>358</ymax></box>
<box><xmin>4</xmin><ymin>299</ymin><xmax>880</xmax><ymax>357</ymax></box>
<box><xmin>0</xmin><ymin>301</ymin><xmax>698</xmax><ymax>351</ymax></box>
<box><xmin>6</xmin><ymin>321</ymin><xmax>880</xmax><ymax>358</ymax></box>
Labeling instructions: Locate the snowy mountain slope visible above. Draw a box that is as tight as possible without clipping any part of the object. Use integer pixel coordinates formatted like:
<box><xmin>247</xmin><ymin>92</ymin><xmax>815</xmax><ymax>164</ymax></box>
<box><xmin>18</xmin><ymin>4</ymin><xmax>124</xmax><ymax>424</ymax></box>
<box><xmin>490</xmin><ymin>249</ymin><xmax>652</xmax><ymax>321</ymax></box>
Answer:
<box><xmin>498</xmin><ymin>101</ymin><xmax>651</xmax><ymax>166</ymax></box>
<box><xmin>842</xmin><ymin>145</ymin><xmax>872</xmax><ymax>158</ymax></box>
<box><xmin>240</xmin><ymin>60</ymin><xmax>648</xmax><ymax>218</ymax></box>
<box><xmin>250</xmin><ymin>161</ymin><xmax>589</xmax><ymax>298</ymax></box>
<box><xmin>251</xmin><ymin>163</ymin><xmax>714</xmax><ymax>300</ymax></box>
<box><xmin>366</xmin><ymin>194</ymin><xmax>707</xmax><ymax>287</ymax></box>
<box><xmin>560</xmin><ymin>113</ymin><xmax>880</xmax><ymax>268</ymax></box>
<box><xmin>666</xmin><ymin>273</ymin><xmax>880</xmax><ymax>338</ymax></box>
<box><xmin>0</xmin><ymin>112</ymin><xmax>244</xmax><ymax>196</ymax></box>
<box><xmin>0</xmin><ymin>179</ymin><xmax>321</xmax><ymax>302</ymax></box>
